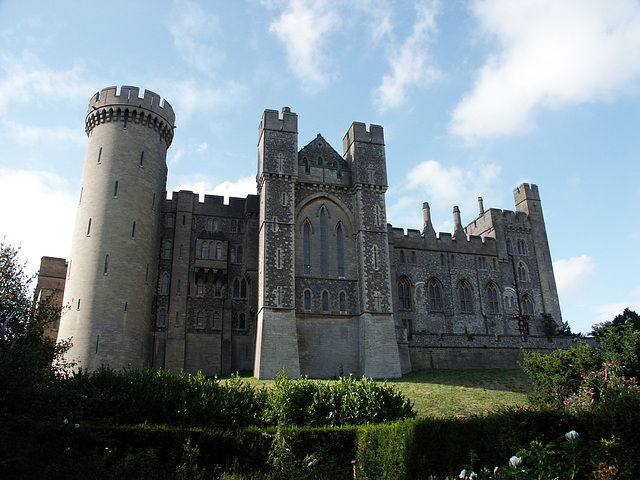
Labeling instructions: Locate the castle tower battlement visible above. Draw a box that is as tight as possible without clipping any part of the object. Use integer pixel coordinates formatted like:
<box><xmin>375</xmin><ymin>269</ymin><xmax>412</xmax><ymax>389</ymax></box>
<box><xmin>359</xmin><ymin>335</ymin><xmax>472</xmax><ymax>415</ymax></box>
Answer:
<box><xmin>85</xmin><ymin>86</ymin><xmax>175</xmax><ymax>146</ymax></box>
<box><xmin>58</xmin><ymin>85</ymin><xmax>174</xmax><ymax>371</ymax></box>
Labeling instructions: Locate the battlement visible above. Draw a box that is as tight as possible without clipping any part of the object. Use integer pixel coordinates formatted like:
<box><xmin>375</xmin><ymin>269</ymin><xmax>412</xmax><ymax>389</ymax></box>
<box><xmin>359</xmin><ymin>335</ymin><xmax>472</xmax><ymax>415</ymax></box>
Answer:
<box><xmin>513</xmin><ymin>183</ymin><xmax>540</xmax><ymax>204</ymax></box>
<box><xmin>88</xmin><ymin>86</ymin><xmax>175</xmax><ymax>126</ymax></box>
<box><xmin>259</xmin><ymin>107</ymin><xmax>298</xmax><ymax>134</ymax></box>
<box><xmin>391</xmin><ymin>225</ymin><xmax>497</xmax><ymax>253</ymax></box>
<box><xmin>164</xmin><ymin>191</ymin><xmax>259</xmax><ymax>216</ymax></box>
<box><xmin>342</xmin><ymin>122</ymin><xmax>384</xmax><ymax>151</ymax></box>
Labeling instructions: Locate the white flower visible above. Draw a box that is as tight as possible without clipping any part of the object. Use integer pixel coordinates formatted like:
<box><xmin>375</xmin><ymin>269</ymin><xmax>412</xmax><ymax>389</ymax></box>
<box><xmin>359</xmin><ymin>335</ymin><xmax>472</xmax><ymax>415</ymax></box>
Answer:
<box><xmin>565</xmin><ymin>430</ymin><xmax>579</xmax><ymax>440</ymax></box>
<box><xmin>469</xmin><ymin>473</ymin><xmax>477</xmax><ymax>479</ymax></box>
<box><xmin>459</xmin><ymin>469</ymin><xmax>467</xmax><ymax>478</ymax></box>
<box><xmin>509</xmin><ymin>456</ymin><xmax>522</xmax><ymax>468</ymax></box>
<box><xmin>74</xmin><ymin>423</ymin><xmax>80</xmax><ymax>428</ymax></box>
<box><xmin>63</xmin><ymin>418</ymin><xmax>69</xmax><ymax>425</ymax></box>
<box><xmin>307</xmin><ymin>458</ymin><xmax>318</xmax><ymax>467</ymax></box>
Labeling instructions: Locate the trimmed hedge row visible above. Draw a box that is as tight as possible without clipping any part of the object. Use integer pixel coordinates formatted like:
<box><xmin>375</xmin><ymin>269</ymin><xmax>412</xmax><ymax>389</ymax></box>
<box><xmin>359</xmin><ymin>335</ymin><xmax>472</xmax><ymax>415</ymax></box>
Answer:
<box><xmin>4</xmin><ymin>394</ymin><xmax>640</xmax><ymax>479</ymax></box>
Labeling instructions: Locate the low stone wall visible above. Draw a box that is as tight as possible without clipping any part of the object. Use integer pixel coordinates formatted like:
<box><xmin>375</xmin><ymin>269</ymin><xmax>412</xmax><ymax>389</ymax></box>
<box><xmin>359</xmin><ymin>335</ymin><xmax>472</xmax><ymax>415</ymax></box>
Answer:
<box><xmin>409</xmin><ymin>333</ymin><xmax>597</xmax><ymax>370</ymax></box>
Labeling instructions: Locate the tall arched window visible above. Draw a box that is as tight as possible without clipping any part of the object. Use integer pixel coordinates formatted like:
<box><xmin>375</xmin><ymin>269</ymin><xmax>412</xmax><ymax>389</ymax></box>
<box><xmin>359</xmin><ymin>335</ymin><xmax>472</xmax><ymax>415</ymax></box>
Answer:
<box><xmin>163</xmin><ymin>242</ymin><xmax>172</xmax><ymax>259</ymax></box>
<box><xmin>398</xmin><ymin>278</ymin><xmax>411</xmax><ymax>310</ymax></box>
<box><xmin>517</xmin><ymin>239</ymin><xmax>527</xmax><ymax>255</ymax></box>
<box><xmin>216</xmin><ymin>243</ymin><xmax>223</xmax><ymax>260</ymax></box>
<box><xmin>230</xmin><ymin>246</ymin><xmax>236</xmax><ymax>263</ymax></box>
<box><xmin>322</xmin><ymin>291</ymin><xmax>329</xmax><ymax>312</ymax></box>
<box><xmin>201</xmin><ymin>242</ymin><xmax>208</xmax><ymax>259</ymax></box>
<box><xmin>458</xmin><ymin>281</ymin><xmax>472</xmax><ymax>313</ymax></box>
<box><xmin>303</xmin><ymin>221</ymin><xmax>311</xmax><ymax>274</ymax></box>
<box><xmin>427</xmin><ymin>279</ymin><xmax>443</xmax><ymax>312</ymax></box>
<box><xmin>161</xmin><ymin>274</ymin><xmax>169</xmax><ymax>295</ymax></box>
<box><xmin>158</xmin><ymin>309</ymin><xmax>166</xmax><ymax>327</ymax></box>
<box><xmin>487</xmin><ymin>283</ymin><xmax>501</xmax><ymax>314</ymax></box>
<box><xmin>304</xmin><ymin>290</ymin><xmax>311</xmax><ymax>310</ymax></box>
<box><xmin>196</xmin><ymin>311</ymin><xmax>204</xmax><ymax>328</ymax></box>
<box><xmin>517</xmin><ymin>262</ymin><xmax>528</xmax><ymax>282</ymax></box>
<box><xmin>196</xmin><ymin>278</ymin><xmax>203</xmax><ymax>296</ymax></box>
<box><xmin>522</xmin><ymin>295</ymin><xmax>534</xmax><ymax>316</ymax></box>
<box><xmin>339</xmin><ymin>291</ymin><xmax>346</xmax><ymax>312</ymax></box>
<box><xmin>336</xmin><ymin>223</ymin><xmax>344</xmax><ymax>277</ymax></box>
<box><xmin>215</xmin><ymin>278</ymin><xmax>222</xmax><ymax>297</ymax></box>
<box><xmin>320</xmin><ymin>207</ymin><xmax>328</xmax><ymax>276</ymax></box>
<box><xmin>240</xmin><ymin>279</ymin><xmax>247</xmax><ymax>298</ymax></box>
<box><xmin>213</xmin><ymin>312</ymin><xmax>220</xmax><ymax>329</ymax></box>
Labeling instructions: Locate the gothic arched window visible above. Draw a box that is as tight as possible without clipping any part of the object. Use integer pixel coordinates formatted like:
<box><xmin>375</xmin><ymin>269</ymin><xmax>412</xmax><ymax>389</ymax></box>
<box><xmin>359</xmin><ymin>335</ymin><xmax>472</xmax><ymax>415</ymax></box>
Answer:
<box><xmin>161</xmin><ymin>274</ymin><xmax>169</xmax><ymax>295</ymax></box>
<box><xmin>196</xmin><ymin>311</ymin><xmax>204</xmax><ymax>328</ymax></box>
<box><xmin>337</xmin><ymin>223</ymin><xmax>345</xmax><ymax>277</ymax></box>
<box><xmin>303</xmin><ymin>221</ymin><xmax>311</xmax><ymax>274</ymax></box>
<box><xmin>322</xmin><ymin>291</ymin><xmax>329</xmax><ymax>312</ymax></box>
<box><xmin>398</xmin><ymin>278</ymin><xmax>411</xmax><ymax>310</ymax></box>
<box><xmin>458</xmin><ymin>281</ymin><xmax>472</xmax><ymax>313</ymax></box>
<box><xmin>487</xmin><ymin>283</ymin><xmax>501</xmax><ymax>314</ymax></box>
<box><xmin>428</xmin><ymin>278</ymin><xmax>443</xmax><ymax>312</ymax></box>
<box><xmin>339</xmin><ymin>291</ymin><xmax>347</xmax><ymax>313</ymax></box>
<box><xmin>240</xmin><ymin>279</ymin><xmax>247</xmax><ymax>298</ymax></box>
<box><xmin>522</xmin><ymin>295</ymin><xmax>534</xmax><ymax>316</ymax></box>
<box><xmin>320</xmin><ymin>207</ymin><xmax>328</xmax><ymax>276</ymax></box>
<box><xmin>304</xmin><ymin>290</ymin><xmax>311</xmax><ymax>310</ymax></box>
<box><xmin>517</xmin><ymin>262</ymin><xmax>528</xmax><ymax>282</ymax></box>
<box><xmin>216</xmin><ymin>243</ymin><xmax>223</xmax><ymax>260</ymax></box>
<box><xmin>201</xmin><ymin>242</ymin><xmax>208</xmax><ymax>259</ymax></box>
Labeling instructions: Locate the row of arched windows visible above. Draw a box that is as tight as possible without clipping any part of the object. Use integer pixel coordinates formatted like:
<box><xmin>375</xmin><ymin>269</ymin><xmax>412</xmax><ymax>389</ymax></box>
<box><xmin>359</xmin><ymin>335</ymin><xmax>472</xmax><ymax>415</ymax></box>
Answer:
<box><xmin>397</xmin><ymin>277</ymin><xmax>535</xmax><ymax>316</ymax></box>
<box><xmin>302</xmin><ymin>289</ymin><xmax>348</xmax><ymax>313</ymax></box>
<box><xmin>302</xmin><ymin>208</ymin><xmax>345</xmax><ymax>277</ymax></box>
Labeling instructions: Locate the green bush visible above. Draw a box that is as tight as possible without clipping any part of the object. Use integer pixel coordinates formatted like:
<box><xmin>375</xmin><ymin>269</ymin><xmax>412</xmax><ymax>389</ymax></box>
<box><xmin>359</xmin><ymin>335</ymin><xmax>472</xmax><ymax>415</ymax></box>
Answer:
<box><xmin>262</xmin><ymin>371</ymin><xmax>416</xmax><ymax>427</ymax></box>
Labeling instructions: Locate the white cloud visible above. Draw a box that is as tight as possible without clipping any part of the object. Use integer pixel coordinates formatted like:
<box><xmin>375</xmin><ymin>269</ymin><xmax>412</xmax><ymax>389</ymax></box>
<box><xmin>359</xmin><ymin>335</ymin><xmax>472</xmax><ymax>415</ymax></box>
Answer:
<box><xmin>374</xmin><ymin>0</ymin><xmax>440</xmax><ymax>112</ymax></box>
<box><xmin>0</xmin><ymin>51</ymin><xmax>92</xmax><ymax>115</ymax></box>
<box><xmin>172</xmin><ymin>176</ymin><xmax>256</xmax><ymax>202</ymax></box>
<box><xmin>387</xmin><ymin>158</ymin><xmax>502</xmax><ymax>231</ymax></box>
<box><xmin>160</xmin><ymin>79</ymin><xmax>248</xmax><ymax>120</ymax></box>
<box><xmin>553</xmin><ymin>254</ymin><xmax>596</xmax><ymax>296</ymax></box>
<box><xmin>0</xmin><ymin>169</ymin><xmax>76</xmax><ymax>278</ymax></box>
<box><xmin>269</xmin><ymin>0</ymin><xmax>340</xmax><ymax>92</ymax></box>
<box><xmin>170</xmin><ymin>0</ymin><xmax>224</xmax><ymax>75</ymax></box>
<box><xmin>450</xmin><ymin>0</ymin><xmax>640</xmax><ymax>140</ymax></box>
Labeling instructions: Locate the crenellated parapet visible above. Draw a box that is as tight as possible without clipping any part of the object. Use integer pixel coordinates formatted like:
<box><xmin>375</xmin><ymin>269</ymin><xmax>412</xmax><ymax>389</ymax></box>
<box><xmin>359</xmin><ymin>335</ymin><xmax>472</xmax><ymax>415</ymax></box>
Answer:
<box><xmin>390</xmin><ymin>225</ymin><xmax>497</xmax><ymax>254</ymax></box>
<box><xmin>85</xmin><ymin>86</ymin><xmax>175</xmax><ymax>146</ymax></box>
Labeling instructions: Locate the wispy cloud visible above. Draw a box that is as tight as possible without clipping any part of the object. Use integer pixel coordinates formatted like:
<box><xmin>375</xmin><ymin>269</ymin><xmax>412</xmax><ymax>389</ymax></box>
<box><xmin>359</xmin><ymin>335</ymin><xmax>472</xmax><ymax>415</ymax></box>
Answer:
<box><xmin>268</xmin><ymin>0</ymin><xmax>340</xmax><ymax>92</ymax></box>
<box><xmin>553</xmin><ymin>254</ymin><xmax>596</xmax><ymax>297</ymax></box>
<box><xmin>0</xmin><ymin>51</ymin><xmax>92</xmax><ymax>115</ymax></box>
<box><xmin>450</xmin><ymin>0</ymin><xmax>640</xmax><ymax>140</ymax></box>
<box><xmin>387</xmin><ymin>158</ymin><xmax>502</xmax><ymax>230</ymax></box>
<box><xmin>374</xmin><ymin>0</ymin><xmax>440</xmax><ymax>112</ymax></box>
<box><xmin>170</xmin><ymin>0</ymin><xmax>224</xmax><ymax>75</ymax></box>
<box><xmin>159</xmin><ymin>79</ymin><xmax>248</xmax><ymax>121</ymax></box>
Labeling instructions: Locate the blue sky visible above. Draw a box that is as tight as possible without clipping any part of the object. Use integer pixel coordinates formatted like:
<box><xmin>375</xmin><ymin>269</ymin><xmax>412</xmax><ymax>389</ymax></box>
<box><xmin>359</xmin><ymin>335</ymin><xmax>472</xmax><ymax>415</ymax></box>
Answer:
<box><xmin>1</xmin><ymin>0</ymin><xmax>639</xmax><ymax>334</ymax></box>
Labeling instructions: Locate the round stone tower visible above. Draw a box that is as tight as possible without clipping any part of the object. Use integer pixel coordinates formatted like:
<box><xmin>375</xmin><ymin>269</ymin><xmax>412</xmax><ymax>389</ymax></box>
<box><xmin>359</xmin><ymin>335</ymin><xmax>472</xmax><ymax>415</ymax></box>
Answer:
<box><xmin>58</xmin><ymin>86</ymin><xmax>175</xmax><ymax>371</ymax></box>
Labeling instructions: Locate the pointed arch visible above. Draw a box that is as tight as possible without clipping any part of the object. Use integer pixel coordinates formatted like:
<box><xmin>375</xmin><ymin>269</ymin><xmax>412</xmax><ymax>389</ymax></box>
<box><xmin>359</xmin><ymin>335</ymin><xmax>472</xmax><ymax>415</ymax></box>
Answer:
<box><xmin>397</xmin><ymin>276</ymin><xmax>412</xmax><ymax>310</ymax></box>
<box><xmin>458</xmin><ymin>280</ymin><xmax>472</xmax><ymax>313</ymax></box>
<box><xmin>427</xmin><ymin>278</ymin><xmax>443</xmax><ymax>312</ymax></box>
<box><xmin>487</xmin><ymin>282</ymin><xmax>501</xmax><ymax>314</ymax></box>
<box><xmin>336</xmin><ymin>222</ymin><xmax>345</xmax><ymax>277</ymax></box>
<box><xmin>303</xmin><ymin>219</ymin><xmax>311</xmax><ymax>275</ymax></box>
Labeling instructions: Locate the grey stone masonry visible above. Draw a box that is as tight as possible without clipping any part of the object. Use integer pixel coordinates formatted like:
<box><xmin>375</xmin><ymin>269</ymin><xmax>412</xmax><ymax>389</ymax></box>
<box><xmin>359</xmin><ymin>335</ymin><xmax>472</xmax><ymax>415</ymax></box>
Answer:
<box><xmin>53</xmin><ymin>86</ymin><xmax>565</xmax><ymax>377</ymax></box>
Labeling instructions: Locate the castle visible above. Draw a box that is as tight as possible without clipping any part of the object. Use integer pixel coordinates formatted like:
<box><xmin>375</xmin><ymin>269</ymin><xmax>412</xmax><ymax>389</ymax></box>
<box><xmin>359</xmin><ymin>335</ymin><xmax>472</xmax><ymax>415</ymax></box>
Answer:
<box><xmin>46</xmin><ymin>85</ymin><xmax>564</xmax><ymax>379</ymax></box>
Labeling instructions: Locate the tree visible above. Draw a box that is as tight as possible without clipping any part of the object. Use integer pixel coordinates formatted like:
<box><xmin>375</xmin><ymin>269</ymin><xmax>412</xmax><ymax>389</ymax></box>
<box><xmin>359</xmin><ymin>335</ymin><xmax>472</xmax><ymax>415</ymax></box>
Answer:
<box><xmin>0</xmin><ymin>240</ymin><xmax>71</xmax><ymax>421</ymax></box>
<box><xmin>591</xmin><ymin>308</ymin><xmax>640</xmax><ymax>337</ymax></box>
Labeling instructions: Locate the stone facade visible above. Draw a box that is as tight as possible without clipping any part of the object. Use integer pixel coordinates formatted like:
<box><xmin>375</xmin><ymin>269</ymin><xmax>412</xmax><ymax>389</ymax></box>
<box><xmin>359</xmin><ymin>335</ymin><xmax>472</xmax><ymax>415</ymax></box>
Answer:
<box><xmin>54</xmin><ymin>86</ymin><xmax>563</xmax><ymax>378</ymax></box>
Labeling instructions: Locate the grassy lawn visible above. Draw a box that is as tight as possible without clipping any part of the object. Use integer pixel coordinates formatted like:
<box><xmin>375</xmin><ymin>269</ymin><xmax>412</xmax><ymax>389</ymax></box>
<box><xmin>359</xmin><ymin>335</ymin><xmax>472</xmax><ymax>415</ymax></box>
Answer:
<box><xmin>385</xmin><ymin>368</ymin><xmax>532</xmax><ymax>418</ymax></box>
<box><xmin>232</xmin><ymin>368</ymin><xmax>532</xmax><ymax>419</ymax></box>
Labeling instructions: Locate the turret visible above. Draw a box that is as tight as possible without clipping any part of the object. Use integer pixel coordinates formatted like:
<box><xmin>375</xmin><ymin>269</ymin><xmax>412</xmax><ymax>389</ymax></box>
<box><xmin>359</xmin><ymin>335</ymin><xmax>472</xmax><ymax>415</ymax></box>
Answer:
<box><xmin>422</xmin><ymin>202</ymin><xmax>436</xmax><ymax>238</ymax></box>
<box><xmin>58</xmin><ymin>86</ymin><xmax>175</xmax><ymax>371</ymax></box>
<box><xmin>513</xmin><ymin>183</ymin><xmax>562</xmax><ymax>324</ymax></box>
<box><xmin>453</xmin><ymin>206</ymin><xmax>466</xmax><ymax>240</ymax></box>
<box><xmin>254</xmin><ymin>107</ymin><xmax>301</xmax><ymax>379</ymax></box>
